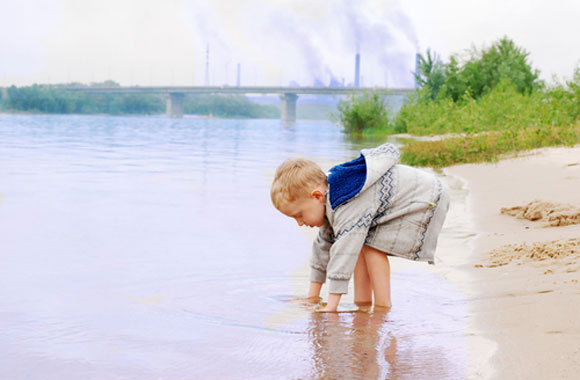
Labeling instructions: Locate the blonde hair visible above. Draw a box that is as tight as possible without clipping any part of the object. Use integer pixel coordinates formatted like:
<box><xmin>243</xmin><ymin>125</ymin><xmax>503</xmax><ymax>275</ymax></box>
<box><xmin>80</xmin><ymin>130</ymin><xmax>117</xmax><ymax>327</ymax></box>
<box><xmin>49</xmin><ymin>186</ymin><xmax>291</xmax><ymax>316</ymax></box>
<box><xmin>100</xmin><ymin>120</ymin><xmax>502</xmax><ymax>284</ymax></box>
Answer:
<box><xmin>271</xmin><ymin>157</ymin><xmax>327</xmax><ymax>209</ymax></box>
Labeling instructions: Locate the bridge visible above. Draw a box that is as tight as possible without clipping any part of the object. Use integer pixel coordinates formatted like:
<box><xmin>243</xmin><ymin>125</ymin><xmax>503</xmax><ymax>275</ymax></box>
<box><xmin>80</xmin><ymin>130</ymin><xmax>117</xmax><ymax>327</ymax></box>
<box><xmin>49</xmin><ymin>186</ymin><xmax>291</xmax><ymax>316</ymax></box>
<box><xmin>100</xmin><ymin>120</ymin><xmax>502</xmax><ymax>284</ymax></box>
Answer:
<box><xmin>66</xmin><ymin>86</ymin><xmax>414</xmax><ymax>124</ymax></box>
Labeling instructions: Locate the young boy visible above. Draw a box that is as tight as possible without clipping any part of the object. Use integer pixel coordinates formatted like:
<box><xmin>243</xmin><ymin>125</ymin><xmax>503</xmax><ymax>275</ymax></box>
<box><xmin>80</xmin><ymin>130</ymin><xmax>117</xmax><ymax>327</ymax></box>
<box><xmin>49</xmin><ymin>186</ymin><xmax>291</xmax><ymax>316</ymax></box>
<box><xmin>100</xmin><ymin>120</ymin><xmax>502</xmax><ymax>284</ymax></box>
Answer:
<box><xmin>270</xmin><ymin>143</ymin><xmax>450</xmax><ymax>312</ymax></box>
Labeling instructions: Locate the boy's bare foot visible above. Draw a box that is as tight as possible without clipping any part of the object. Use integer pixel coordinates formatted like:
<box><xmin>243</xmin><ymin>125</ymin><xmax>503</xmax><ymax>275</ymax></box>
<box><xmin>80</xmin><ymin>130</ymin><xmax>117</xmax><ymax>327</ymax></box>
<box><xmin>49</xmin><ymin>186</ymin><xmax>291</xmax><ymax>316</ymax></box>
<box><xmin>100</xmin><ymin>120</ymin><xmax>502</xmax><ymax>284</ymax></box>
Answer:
<box><xmin>355</xmin><ymin>300</ymin><xmax>373</xmax><ymax>312</ymax></box>
<box><xmin>374</xmin><ymin>304</ymin><xmax>392</xmax><ymax>312</ymax></box>
<box><xmin>314</xmin><ymin>305</ymin><xmax>336</xmax><ymax>313</ymax></box>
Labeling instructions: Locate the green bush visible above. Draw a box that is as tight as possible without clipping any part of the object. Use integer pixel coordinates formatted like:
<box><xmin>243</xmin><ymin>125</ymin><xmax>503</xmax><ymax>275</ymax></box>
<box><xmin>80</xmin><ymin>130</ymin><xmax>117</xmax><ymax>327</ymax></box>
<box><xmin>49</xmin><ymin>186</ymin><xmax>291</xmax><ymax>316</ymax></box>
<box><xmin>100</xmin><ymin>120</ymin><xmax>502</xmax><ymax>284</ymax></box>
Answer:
<box><xmin>471</xmin><ymin>37</ymin><xmax>539</xmax><ymax>96</ymax></box>
<box><xmin>334</xmin><ymin>90</ymin><xmax>394</xmax><ymax>135</ymax></box>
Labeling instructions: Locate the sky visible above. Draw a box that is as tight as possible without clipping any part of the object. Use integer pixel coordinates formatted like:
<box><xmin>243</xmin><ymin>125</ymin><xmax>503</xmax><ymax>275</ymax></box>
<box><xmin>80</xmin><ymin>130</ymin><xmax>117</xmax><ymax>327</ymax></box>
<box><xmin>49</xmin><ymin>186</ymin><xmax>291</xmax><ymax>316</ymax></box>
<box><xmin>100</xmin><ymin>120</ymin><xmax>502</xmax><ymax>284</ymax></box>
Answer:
<box><xmin>1</xmin><ymin>0</ymin><xmax>579</xmax><ymax>88</ymax></box>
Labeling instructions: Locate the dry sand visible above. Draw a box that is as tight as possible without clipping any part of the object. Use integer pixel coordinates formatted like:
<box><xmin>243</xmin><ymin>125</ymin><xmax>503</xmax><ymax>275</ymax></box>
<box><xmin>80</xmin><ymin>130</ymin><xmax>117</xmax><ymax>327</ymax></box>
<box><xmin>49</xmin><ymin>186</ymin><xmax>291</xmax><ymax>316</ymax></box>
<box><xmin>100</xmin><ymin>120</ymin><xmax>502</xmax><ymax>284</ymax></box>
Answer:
<box><xmin>445</xmin><ymin>146</ymin><xmax>580</xmax><ymax>380</ymax></box>
<box><xmin>501</xmin><ymin>199</ymin><xmax>580</xmax><ymax>227</ymax></box>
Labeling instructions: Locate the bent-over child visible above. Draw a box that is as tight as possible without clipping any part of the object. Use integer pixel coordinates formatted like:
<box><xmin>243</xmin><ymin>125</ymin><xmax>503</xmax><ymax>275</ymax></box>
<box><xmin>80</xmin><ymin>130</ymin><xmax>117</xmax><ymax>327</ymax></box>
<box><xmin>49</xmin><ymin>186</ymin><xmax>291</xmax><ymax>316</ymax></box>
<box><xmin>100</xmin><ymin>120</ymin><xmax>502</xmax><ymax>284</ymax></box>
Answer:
<box><xmin>270</xmin><ymin>143</ymin><xmax>449</xmax><ymax>312</ymax></box>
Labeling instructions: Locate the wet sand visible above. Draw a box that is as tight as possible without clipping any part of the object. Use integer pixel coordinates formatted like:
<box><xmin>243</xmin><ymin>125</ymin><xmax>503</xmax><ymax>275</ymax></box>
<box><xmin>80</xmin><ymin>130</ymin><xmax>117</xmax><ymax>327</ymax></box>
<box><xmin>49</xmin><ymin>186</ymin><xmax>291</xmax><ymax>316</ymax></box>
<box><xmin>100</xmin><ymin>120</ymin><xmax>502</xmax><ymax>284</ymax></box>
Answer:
<box><xmin>446</xmin><ymin>146</ymin><xmax>580</xmax><ymax>379</ymax></box>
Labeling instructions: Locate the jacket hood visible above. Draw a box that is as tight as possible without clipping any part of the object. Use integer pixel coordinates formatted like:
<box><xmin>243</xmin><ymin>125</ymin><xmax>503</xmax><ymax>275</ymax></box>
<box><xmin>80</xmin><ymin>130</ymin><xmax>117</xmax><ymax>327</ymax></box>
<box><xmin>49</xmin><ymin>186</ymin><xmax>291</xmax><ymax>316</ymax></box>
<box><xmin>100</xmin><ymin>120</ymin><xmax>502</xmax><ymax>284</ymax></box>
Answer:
<box><xmin>328</xmin><ymin>143</ymin><xmax>400</xmax><ymax>209</ymax></box>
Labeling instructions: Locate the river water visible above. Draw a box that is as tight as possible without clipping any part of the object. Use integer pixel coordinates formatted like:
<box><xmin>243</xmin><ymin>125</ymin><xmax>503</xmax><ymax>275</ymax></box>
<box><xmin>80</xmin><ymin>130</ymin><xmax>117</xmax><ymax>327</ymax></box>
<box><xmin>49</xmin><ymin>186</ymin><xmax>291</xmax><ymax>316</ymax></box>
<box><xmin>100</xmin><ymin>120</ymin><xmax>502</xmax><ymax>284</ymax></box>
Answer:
<box><xmin>0</xmin><ymin>114</ymin><xmax>470</xmax><ymax>380</ymax></box>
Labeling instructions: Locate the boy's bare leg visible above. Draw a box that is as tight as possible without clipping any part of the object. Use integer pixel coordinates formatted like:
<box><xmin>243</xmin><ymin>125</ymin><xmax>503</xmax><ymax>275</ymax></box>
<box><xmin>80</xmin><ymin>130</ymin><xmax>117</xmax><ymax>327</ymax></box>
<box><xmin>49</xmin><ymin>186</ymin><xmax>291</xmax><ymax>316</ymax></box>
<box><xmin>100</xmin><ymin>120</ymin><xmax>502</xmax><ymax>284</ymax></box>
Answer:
<box><xmin>354</xmin><ymin>249</ymin><xmax>373</xmax><ymax>307</ymax></box>
<box><xmin>362</xmin><ymin>245</ymin><xmax>392</xmax><ymax>308</ymax></box>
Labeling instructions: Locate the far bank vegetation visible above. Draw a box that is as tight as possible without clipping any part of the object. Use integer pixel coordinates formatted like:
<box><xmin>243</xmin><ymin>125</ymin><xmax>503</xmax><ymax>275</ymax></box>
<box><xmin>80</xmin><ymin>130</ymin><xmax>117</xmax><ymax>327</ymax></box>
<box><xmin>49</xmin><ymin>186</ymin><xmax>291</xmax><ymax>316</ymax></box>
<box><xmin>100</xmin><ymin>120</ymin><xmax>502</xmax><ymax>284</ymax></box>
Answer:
<box><xmin>0</xmin><ymin>81</ymin><xmax>279</xmax><ymax>119</ymax></box>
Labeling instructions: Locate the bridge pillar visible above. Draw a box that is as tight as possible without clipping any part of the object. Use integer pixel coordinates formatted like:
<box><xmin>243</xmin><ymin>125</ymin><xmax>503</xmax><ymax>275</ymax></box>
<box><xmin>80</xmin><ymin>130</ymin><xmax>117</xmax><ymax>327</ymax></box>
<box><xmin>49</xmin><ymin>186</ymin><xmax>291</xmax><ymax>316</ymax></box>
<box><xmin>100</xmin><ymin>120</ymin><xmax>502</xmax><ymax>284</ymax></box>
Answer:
<box><xmin>280</xmin><ymin>93</ymin><xmax>298</xmax><ymax>126</ymax></box>
<box><xmin>167</xmin><ymin>92</ymin><xmax>185</xmax><ymax>118</ymax></box>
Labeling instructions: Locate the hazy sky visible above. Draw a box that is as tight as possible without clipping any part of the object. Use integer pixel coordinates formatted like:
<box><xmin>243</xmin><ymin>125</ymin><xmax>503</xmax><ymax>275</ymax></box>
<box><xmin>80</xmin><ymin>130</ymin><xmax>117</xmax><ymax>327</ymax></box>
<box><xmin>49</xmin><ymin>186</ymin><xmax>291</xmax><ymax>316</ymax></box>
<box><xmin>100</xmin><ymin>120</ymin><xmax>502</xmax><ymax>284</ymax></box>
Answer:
<box><xmin>1</xmin><ymin>0</ymin><xmax>579</xmax><ymax>87</ymax></box>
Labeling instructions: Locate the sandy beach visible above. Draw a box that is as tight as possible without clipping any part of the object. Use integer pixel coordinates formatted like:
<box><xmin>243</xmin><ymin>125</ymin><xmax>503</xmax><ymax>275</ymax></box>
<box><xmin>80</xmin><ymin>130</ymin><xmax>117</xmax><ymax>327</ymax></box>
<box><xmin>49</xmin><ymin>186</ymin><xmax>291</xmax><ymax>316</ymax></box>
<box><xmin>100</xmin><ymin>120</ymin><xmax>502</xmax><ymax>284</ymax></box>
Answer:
<box><xmin>446</xmin><ymin>146</ymin><xmax>580</xmax><ymax>379</ymax></box>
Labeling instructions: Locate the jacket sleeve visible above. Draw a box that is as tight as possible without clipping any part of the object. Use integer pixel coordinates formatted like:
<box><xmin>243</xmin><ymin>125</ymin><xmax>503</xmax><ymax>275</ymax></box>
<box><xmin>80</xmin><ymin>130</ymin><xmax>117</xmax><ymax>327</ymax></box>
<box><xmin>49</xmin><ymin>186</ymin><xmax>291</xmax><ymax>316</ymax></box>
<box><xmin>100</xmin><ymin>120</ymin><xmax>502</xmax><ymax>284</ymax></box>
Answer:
<box><xmin>325</xmin><ymin>205</ymin><xmax>374</xmax><ymax>294</ymax></box>
<box><xmin>309</xmin><ymin>218</ymin><xmax>334</xmax><ymax>283</ymax></box>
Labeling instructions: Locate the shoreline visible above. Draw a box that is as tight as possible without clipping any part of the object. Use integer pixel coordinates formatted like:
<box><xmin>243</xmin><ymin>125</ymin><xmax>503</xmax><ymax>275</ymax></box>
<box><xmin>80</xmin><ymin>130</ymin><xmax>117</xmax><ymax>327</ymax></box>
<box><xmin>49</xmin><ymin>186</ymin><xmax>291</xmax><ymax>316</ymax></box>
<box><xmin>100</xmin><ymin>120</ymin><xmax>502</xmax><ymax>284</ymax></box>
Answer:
<box><xmin>445</xmin><ymin>146</ymin><xmax>580</xmax><ymax>379</ymax></box>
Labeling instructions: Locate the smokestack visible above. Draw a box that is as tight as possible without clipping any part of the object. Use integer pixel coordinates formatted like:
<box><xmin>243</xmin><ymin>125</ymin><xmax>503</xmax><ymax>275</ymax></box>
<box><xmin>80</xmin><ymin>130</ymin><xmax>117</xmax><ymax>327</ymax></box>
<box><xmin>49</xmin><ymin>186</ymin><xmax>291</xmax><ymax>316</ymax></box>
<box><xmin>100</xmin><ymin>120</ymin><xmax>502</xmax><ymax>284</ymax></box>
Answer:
<box><xmin>354</xmin><ymin>53</ymin><xmax>360</xmax><ymax>87</ymax></box>
<box><xmin>414</xmin><ymin>53</ymin><xmax>421</xmax><ymax>88</ymax></box>
<box><xmin>236</xmin><ymin>63</ymin><xmax>241</xmax><ymax>86</ymax></box>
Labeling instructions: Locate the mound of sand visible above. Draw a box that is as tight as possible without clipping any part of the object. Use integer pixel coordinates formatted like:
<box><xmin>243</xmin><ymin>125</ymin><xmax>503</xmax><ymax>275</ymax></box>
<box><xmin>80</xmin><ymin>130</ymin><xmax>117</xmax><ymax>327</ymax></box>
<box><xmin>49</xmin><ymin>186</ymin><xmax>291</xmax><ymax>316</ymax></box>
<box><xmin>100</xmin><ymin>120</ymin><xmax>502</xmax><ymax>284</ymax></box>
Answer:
<box><xmin>477</xmin><ymin>238</ymin><xmax>580</xmax><ymax>268</ymax></box>
<box><xmin>501</xmin><ymin>200</ymin><xmax>580</xmax><ymax>227</ymax></box>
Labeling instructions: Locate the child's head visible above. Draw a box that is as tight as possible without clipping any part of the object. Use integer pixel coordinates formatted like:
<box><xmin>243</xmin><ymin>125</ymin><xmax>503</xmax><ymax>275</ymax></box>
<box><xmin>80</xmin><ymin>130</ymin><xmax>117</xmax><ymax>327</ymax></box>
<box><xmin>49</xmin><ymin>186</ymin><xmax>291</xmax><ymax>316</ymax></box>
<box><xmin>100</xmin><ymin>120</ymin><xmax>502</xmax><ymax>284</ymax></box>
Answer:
<box><xmin>271</xmin><ymin>157</ymin><xmax>328</xmax><ymax>227</ymax></box>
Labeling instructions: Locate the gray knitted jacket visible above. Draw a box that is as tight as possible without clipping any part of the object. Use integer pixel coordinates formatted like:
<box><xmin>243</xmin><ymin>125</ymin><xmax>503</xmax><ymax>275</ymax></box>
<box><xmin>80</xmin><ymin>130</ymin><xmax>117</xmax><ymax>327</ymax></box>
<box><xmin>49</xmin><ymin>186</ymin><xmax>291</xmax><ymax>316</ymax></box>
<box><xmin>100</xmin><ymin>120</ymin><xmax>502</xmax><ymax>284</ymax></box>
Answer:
<box><xmin>310</xmin><ymin>143</ymin><xmax>448</xmax><ymax>294</ymax></box>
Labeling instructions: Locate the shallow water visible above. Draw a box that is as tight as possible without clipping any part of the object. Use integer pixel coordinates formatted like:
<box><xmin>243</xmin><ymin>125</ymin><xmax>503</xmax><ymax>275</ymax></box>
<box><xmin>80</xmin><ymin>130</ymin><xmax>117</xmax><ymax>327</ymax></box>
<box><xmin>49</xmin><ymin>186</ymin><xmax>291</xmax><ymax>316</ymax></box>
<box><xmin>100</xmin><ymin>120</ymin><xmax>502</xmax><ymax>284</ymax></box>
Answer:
<box><xmin>0</xmin><ymin>114</ymin><xmax>467</xmax><ymax>379</ymax></box>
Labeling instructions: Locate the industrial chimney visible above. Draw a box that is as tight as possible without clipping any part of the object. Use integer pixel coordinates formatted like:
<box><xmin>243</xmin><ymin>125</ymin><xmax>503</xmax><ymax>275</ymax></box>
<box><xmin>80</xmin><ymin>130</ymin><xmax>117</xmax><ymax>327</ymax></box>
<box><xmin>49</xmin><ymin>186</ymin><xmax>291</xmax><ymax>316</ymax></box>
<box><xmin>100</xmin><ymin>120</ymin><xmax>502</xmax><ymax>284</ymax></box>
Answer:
<box><xmin>354</xmin><ymin>53</ymin><xmax>360</xmax><ymax>87</ymax></box>
<box><xmin>236</xmin><ymin>63</ymin><xmax>241</xmax><ymax>86</ymax></box>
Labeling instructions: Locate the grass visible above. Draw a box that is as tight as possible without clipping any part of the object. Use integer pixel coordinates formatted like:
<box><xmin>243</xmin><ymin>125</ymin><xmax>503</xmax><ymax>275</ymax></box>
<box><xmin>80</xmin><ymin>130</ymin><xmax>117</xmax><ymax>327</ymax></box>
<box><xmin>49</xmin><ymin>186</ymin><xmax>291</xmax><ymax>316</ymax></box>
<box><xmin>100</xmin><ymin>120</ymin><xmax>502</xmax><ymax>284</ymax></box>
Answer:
<box><xmin>400</xmin><ymin>123</ymin><xmax>580</xmax><ymax>168</ymax></box>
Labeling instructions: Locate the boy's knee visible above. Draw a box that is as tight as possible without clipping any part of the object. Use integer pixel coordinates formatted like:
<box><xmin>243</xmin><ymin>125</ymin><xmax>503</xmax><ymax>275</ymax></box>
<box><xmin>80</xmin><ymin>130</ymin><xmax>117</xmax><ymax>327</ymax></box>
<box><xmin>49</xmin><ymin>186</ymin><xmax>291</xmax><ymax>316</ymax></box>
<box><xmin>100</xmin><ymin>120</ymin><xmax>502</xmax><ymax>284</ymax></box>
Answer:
<box><xmin>360</xmin><ymin>245</ymin><xmax>372</xmax><ymax>255</ymax></box>
<box><xmin>361</xmin><ymin>245</ymin><xmax>387</xmax><ymax>256</ymax></box>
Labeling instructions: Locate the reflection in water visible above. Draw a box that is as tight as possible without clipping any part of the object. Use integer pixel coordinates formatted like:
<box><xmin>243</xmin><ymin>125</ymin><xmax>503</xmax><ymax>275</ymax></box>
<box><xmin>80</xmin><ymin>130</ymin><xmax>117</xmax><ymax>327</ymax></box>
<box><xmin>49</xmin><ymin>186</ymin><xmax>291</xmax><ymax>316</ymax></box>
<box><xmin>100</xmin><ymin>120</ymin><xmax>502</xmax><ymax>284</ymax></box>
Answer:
<box><xmin>307</xmin><ymin>309</ymin><xmax>392</xmax><ymax>380</ymax></box>
<box><xmin>305</xmin><ymin>300</ymin><xmax>464</xmax><ymax>380</ymax></box>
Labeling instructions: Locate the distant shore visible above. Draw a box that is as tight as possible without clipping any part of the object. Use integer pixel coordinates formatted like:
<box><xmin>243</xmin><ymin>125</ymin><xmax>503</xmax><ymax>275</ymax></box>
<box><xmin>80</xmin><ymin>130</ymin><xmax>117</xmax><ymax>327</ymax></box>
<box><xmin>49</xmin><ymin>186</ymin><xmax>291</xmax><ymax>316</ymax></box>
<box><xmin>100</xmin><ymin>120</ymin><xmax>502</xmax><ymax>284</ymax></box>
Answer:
<box><xmin>0</xmin><ymin>84</ymin><xmax>282</xmax><ymax>118</ymax></box>
<box><xmin>446</xmin><ymin>146</ymin><xmax>580</xmax><ymax>379</ymax></box>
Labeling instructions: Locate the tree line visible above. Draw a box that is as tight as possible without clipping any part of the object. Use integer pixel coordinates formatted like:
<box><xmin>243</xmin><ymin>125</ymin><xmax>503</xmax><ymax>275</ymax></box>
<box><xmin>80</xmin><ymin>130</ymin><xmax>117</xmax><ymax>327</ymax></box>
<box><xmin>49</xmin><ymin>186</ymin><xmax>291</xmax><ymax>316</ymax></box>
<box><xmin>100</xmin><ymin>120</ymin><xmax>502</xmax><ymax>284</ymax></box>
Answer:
<box><xmin>0</xmin><ymin>81</ymin><xmax>279</xmax><ymax>118</ymax></box>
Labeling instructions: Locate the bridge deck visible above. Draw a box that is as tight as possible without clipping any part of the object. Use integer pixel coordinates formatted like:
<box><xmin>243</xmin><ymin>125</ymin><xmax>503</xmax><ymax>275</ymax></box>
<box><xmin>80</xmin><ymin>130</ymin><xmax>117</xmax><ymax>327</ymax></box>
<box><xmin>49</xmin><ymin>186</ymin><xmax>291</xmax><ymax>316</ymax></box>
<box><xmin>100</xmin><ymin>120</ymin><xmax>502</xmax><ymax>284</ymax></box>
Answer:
<box><xmin>66</xmin><ymin>85</ymin><xmax>414</xmax><ymax>96</ymax></box>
